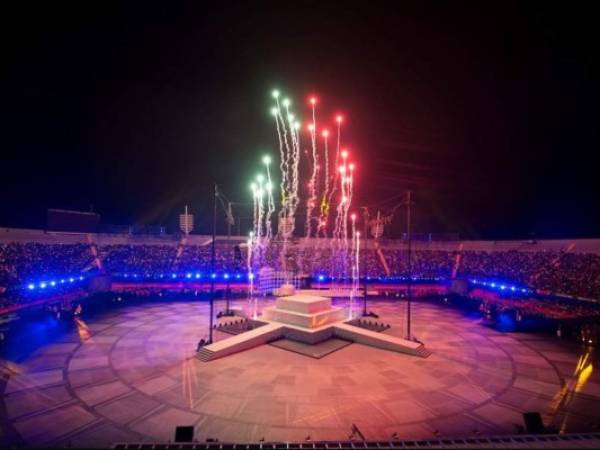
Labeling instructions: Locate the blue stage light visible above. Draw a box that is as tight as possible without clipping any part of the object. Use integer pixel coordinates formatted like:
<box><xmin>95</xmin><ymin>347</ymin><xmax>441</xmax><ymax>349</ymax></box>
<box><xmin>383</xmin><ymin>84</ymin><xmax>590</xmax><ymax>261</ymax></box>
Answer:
<box><xmin>171</xmin><ymin>273</ymin><xmax>177</xmax><ymax>279</ymax></box>
<box><xmin>50</xmin><ymin>281</ymin><xmax>56</xmax><ymax>286</ymax></box>
<box><xmin>318</xmin><ymin>275</ymin><xmax>325</xmax><ymax>281</ymax></box>
<box><xmin>40</xmin><ymin>282</ymin><xmax>47</xmax><ymax>288</ymax></box>
<box><xmin>69</xmin><ymin>278</ymin><xmax>74</xmax><ymax>283</ymax></box>
<box><xmin>195</xmin><ymin>273</ymin><xmax>201</xmax><ymax>279</ymax></box>
<box><xmin>211</xmin><ymin>273</ymin><xmax>216</xmax><ymax>279</ymax></box>
<box><xmin>490</xmin><ymin>282</ymin><xmax>496</xmax><ymax>287</ymax></box>
<box><xmin>235</xmin><ymin>274</ymin><xmax>241</xmax><ymax>279</ymax></box>
<box><xmin>248</xmin><ymin>273</ymin><xmax>255</xmax><ymax>280</ymax></box>
<box><xmin>511</xmin><ymin>286</ymin><xmax>516</xmax><ymax>291</ymax></box>
<box><xmin>186</xmin><ymin>273</ymin><xmax>192</xmax><ymax>279</ymax></box>
<box><xmin>500</xmin><ymin>285</ymin><xmax>506</xmax><ymax>290</ymax></box>
<box><xmin>224</xmin><ymin>273</ymin><xmax>230</xmax><ymax>279</ymax></box>
<box><xmin>79</xmin><ymin>276</ymin><xmax>84</xmax><ymax>280</ymax></box>
<box><xmin>27</xmin><ymin>283</ymin><xmax>35</xmax><ymax>290</ymax></box>
<box><xmin>60</xmin><ymin>279</ymin><xmax>65</xmax><ymax>283</ymax></box>
<box><xmin>521</xmin><ymin>288</ymin><xmax>527</xmax><ymax>293</ymax></box>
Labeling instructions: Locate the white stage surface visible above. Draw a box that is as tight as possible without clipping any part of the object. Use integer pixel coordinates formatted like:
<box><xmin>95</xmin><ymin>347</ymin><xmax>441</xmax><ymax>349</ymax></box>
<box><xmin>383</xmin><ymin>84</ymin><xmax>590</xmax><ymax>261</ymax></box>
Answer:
<box><xmin>197</xmin><ymin>291</ymin><xmax>429</xmax><ymax>361</ymax></box>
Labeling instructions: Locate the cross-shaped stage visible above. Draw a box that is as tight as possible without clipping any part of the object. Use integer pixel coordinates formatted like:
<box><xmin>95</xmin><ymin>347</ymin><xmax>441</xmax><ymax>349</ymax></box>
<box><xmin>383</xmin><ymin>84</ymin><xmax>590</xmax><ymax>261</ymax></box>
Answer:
<box><xmin>196</xmin><ymin>293</ymin><xmax>430</xmax><ymax>361</ymax></box>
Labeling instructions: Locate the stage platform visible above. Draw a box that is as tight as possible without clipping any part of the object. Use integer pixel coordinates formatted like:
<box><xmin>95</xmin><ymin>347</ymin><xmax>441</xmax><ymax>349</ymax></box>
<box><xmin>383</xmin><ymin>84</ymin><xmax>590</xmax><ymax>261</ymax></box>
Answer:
<box><xmin>197</xmin><ymin>293</ymin><xmax>429</xmax><ymax>361</ymax></box>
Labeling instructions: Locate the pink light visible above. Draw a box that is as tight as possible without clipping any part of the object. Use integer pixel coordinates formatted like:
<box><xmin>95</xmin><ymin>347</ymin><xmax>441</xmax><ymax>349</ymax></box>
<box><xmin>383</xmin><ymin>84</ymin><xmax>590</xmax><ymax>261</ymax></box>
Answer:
<box><xmin>336</xmin><ymin>115</ymin><xmax>343</xmax><ymax>124</ymax></box>
<box><xmin>351</xmin><ymin>213</ymin><xmax>356</xmax><ymax>221</ymax></box>
<box><xmin>349</xmin><ymin>163</ymin><xmax>355</xmax><ymax>171</ymax></box>
<box><xmin>356</xmin><ymin>231</ymin><xmax>360</xmax><ymax>237</ymax></box>
<box><xmin>341</xmin><ymin>150</ymin><xmax>348</xmax><ymax>158</ymax></box>
<box><xmin>339</xmin><ymin>166</ymin><xmax>346</xmax><ymax>173</ymax></box>
<box><xmin>341</xmin><ymin>196</ymin><xmax>348</xmax><ymax>203</ymax></box>
<box><xmin>309</xmin><ymin>96</ymin><xmax>317</xmax><ymax>105</ymax></box>
<box><xmin>322</xmin><ymin>129</ymin><xmax>329</xmax><ymax>138</ymax></box>
<box><xmin>307</xmin><ymin>123</ymin><xmax>314</xmax><ymax>132</ymax></box>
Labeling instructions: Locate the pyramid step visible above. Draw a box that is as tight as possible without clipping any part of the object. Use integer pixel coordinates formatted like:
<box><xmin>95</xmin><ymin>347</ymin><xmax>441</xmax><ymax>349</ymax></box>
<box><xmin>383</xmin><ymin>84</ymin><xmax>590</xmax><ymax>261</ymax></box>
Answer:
<box><xmin>413</xmin><ymin>345</ymin><xmax>432</xmax><ymax>358</ymax></box>
<box><xmin>196</xmin><ymin>348</ymin><xmax>216</xmax><ymax>362</ymax></box>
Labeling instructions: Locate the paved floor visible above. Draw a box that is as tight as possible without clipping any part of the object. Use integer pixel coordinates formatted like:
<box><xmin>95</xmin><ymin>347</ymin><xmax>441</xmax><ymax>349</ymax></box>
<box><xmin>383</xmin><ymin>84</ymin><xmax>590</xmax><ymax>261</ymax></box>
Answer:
<box><xmin>1</xmin><ymin>298</ymin><xmax>599</xmax><ymax>447</ymax></box>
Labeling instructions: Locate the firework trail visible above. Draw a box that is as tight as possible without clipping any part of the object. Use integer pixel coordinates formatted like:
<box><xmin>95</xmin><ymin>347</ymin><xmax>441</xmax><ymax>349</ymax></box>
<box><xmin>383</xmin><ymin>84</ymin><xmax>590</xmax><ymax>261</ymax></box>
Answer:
<box><xmin>342</xmin><ymin>163</ymin><xmax>355</xmax><ymax>284</ymax></box>
<box><xmin>271</xmin><ymin>104</ymin><xmax>287</xmax><ymax>213</ymax></box>
<box><xmin>270</xmin><ymin>92</ymin><xmax>302</xmax><ymax>279</ymax></box>
<box><xmin>279</xmin><ymin>98</ymin><xmax>294</xmax><ymax>205</ymax></box>
<box><xmin>353</xmin><ymin>228</ymin><xmax>361</xmax><ymax>316</ymax></box>
<box><xmin>250</xmin><ymin>180</ymin><xmax>262</xmax><ymax>268</ymax></box>
<box><xmin>326</xmin><ymin>116</ymin><xmax>343</xmax><ymax>227</ymax></box>
<box><xmin>246</xmin><ymin>233</ymin><xmax>255</xmax><ymax>315</ymax></box>
<box><xmin>331</xmin><ymin>164</ymin><xmax>344</xmax><ymax>279</ymax></box>
<box><xmin>330</xmin><ymin>148</ymin><xmax>355</xmax><ymax>284</ymax></box>
<box><xmin>275</xmin><ymin>96</ymin><xmax>297</xmax><ymax>220</ymax></box>
<box><xmin>263</xmin><ymin>156</ymin><xmax>275</xmax><ymax>240</ymax></box>
<box><xmin>257</xmin><ymin>176</ymin><xmax>266</xmax><ymax>266</ymax></box>
<box><xmin>271</xmin><ymin>110</ymin><xmax>287</xmax><ymax>213</ymax></box>
<box><xmin>317</xmin><ymin>129</ymin><xmax>330</xmax><ymax>237</ymax></box>
<box><xmin>305</xmin><ymin>98</ymin><xmax>319</xmax><ymax>238</ymax></box>
<box><xmin>349</xmin><ymin>214</ymin><xmax>358</xmax><ymax>318</ymax></box>
<box><xmin>251</xmin><ymin>183</ymin><xmax>259</xmax><ymax>238</ymax></box>
<box><xmin>263</xmin><ymin>89</ymin><xmax>355</xmax><ymax>289</ymax></box>
<box><xmin>287</xmin><ymin>109</ymin><xmax>301</xmax><ymax>222</ymax></box>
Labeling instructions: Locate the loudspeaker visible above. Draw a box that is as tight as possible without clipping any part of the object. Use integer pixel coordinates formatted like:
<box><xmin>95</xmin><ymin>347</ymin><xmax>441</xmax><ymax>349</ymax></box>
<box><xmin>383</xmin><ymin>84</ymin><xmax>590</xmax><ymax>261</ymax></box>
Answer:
<box><xmin>522</xmin><ymin>412</ymin><xmax>545</xmax><ymax>434</ymax></box>
<box><xmin>174</xmin><ymin>425</ymin><xmax>194</xmax><ymax>442</ymax></box>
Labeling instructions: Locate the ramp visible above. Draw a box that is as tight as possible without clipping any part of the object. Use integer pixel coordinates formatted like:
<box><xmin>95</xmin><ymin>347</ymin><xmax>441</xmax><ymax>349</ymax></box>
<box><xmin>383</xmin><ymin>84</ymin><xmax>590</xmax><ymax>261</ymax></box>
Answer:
<box><xmin>196</xmin><ymin>322</ymin><xmax>284</xmax><ymax>361</ymax></box>
<box><xmin>333</xmin><ymin>322</ymin><xmax>430</xmax><ymax>358</ymax></box>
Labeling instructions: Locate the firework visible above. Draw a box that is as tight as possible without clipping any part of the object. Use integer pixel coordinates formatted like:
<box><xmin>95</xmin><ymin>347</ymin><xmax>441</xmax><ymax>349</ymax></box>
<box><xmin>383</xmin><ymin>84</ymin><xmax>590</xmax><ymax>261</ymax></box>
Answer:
<box><xmin>260</xmin><ymin>89</ymin><xmax>357</xmax><ymax>289</ymax></box>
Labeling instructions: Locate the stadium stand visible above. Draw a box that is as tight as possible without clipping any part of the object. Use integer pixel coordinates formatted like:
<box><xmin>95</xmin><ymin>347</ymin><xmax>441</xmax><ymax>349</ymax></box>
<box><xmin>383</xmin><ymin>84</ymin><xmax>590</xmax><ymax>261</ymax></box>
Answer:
<box><xmin>1</xmin><ymin>227</ymin><xmax>600</xmax><ymax>315</ymax></box>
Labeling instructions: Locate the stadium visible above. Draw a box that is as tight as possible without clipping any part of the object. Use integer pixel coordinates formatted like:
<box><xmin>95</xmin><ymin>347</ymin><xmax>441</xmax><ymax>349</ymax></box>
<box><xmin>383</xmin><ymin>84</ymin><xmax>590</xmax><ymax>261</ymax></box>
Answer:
<box><xmin>1</xmin><ymin>227</ymin><xmax>600</xmax><ymax>448</ymax></box>
<box><xmin>3</xmin><ymin>3</ymin><xmax>600</xmax><ymax>449</ymax></box>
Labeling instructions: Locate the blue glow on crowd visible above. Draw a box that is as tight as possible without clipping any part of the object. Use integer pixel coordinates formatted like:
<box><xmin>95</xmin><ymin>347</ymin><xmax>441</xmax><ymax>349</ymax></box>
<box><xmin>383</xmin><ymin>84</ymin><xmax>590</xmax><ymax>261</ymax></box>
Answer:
<box><xmin>26</xmin><ymin>275</ymin><xmax>86</xmax><ymax>291</ymax></box>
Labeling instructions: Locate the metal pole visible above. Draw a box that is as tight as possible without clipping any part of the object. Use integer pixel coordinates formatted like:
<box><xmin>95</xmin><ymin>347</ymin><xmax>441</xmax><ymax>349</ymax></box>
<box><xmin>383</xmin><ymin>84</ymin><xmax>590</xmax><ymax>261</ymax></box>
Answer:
<box><xmin>362</xmin><ymin>208</ymin><xmax>369</xmax><ymax>316</ymax></box>
<box><xmin>209</xmin><ymin>183</ymin><xmax>217</xmax><ymax>344</ymax></box>
<box><xmin>184</xmin><ymin>205</ymin><xmax>189</xmax><ymax>235</ymax></box>
<box><xmin>226</xmin><ymin>201</ymin><xmax>232</xmax><ymax>314</ymax></box>
<box><xmin>406</xmin><ymin>190</ymin><xmax>412</xmax><ymax>340</ymax></box>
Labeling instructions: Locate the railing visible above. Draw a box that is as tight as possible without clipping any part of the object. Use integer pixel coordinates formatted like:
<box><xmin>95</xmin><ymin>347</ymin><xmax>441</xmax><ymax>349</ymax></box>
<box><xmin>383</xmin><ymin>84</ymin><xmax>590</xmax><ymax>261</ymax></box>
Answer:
<box><xmin>113</xmin><ymin>432</ymin><xmax>600</xmax><ymax>449</ymax></box>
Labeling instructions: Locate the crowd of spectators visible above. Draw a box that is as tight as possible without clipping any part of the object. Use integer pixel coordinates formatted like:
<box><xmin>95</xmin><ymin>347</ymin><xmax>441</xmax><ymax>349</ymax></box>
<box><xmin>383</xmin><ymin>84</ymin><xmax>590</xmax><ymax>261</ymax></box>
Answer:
<box><xmin>176</xmin><ymin>243</ymin><xmax>244</xmax><ymax>272</ymax></box>
<box><xmin>472</xmin><ymin>288</ymin><xmax>600</xmax><ymax>321</ymax></box>
<box><xmin>1</xmin><ymin>241</ymin><xmax>600</xmax><ymax>306</ymax></box>
<box><xmin>0</xmin><ymin>243</ymin><xmax>93</xmax><ymax>287</ymax></box>
<box><xmin>458</xmin><ymin>250</ymin><xmax>600</xmax><ymax>299</ymax></box>
<box><xmin>471</xmin><ymin>288</ymin><xmax>600</xmax><ymax>344</ymax></box>
<box><xmin>100</xmin><ymin>244</ymin><xmax>177</xmax><ymax>275</ymax></box>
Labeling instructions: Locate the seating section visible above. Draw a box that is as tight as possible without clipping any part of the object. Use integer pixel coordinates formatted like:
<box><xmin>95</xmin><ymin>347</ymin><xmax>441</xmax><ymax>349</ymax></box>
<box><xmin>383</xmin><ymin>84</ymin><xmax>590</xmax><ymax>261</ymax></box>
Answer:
<box><xmin>2</xmin><ymin>238</ymin><xmax>600</xmax><ymax>308</ymax></box>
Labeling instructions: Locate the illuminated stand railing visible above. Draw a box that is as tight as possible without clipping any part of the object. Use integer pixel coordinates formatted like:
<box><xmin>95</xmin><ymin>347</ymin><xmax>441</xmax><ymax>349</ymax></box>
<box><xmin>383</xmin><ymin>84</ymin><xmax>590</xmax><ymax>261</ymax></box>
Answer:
<box><xmin>109</xmin><ymin>272</ymin><xmax>534</xmax><ymax>293</ymax></box>
<box><xmin>24</xmin><ymin>275</ymin><xmax>87</xmax><ymax>293</ymax></box>
<box><xmin>114</xmin><ymin>272</ymin><xmax>252</xmax><ymax>282</ymax></box>
<box><xmin>469</xmin><ymin>278</ymin><xmax>533</xmax><ymax>295</ymax></box>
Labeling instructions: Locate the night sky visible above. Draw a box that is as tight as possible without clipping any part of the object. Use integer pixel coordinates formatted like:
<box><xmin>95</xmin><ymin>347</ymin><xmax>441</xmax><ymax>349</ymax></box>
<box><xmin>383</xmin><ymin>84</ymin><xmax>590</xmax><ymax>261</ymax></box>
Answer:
<box><xmin>1</xmin><ymin>2</ymin><xmax>598</xmax><ymax>239</ymax></box>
